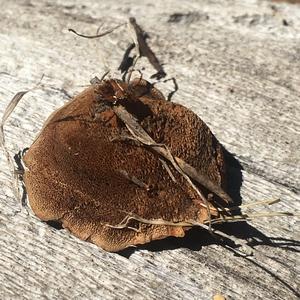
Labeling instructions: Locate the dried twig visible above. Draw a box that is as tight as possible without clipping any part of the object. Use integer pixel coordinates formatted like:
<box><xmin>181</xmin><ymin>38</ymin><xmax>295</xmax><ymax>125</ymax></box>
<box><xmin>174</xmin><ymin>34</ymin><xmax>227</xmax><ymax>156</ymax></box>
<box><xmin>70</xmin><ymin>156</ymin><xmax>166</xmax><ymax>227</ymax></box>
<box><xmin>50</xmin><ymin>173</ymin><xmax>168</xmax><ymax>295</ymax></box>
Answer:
<box><xmin>68</xmin><ymin>23</ymin><xmax>125</xmax><ymax>39</ymax></box>
<box><xmin>90</xmin><ymin>70</ymin><xmax>110</xmax><ymax>85</ymax></box>
<box><xmin>210</xmin><ymin>211</ymin><xmax>297</xmax><ymax>225</ymax></box>
<box><xmin>220</xmin><ymin>198</ymin><xmax>281</xmax><ymax>212</ymax></box>
<box><xmin>159</xmin><ymin>158</ymin><xmax>177</xmax><ymax>183</ymax></box>
<box><xmin>119</xmin><ymin>169</ymin><xmax>150</xmax><ymax>190</ymax></box>
<box><xmin>0</xmin><ymin>91</ymin><xmax>30</xmax><ymax>206</ymax></box>
<box><xmin>0</xmin><ymin>77</ymin><xmax>43</xmax><ymax>208</ymax></box>
<box><xmin>128</xmin><ymin>17</ymin><xmax>166</xmax><ymax>80</ymax></box>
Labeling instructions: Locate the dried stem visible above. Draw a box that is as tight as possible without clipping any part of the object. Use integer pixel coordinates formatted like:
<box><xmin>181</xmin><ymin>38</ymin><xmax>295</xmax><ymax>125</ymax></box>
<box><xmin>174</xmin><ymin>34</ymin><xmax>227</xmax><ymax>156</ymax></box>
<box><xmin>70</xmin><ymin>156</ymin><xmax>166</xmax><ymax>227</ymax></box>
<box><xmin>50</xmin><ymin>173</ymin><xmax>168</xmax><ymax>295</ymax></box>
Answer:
<box><xmin>210</xmin><ymin>211</ymin><xmax>297</xmax><ymax>225</ymax></box>
<box><xmin>119</xmin><ymin>169</ymin><xmax>149</xmax><ymax>190</ymax></box>
<box><xmin>0</xmin><ymin>76</ymin><xmax>44</xmax><ymax>209</ymax></box>
<box><xmin>68</xmin><ymin>23</ymin><xmax>126</xmax><ymax>39</ymax></box>
<box><xmin>159</xmin><ymin>158</ymin><xmax>177</xmax><ymax>183</ymax></box>
<box><xmin>222</xmin><ymin>198</ymin><xmax>281</xmax><ymax>212</ymax></box>
<box><xmin>128</xmin><ymin>17</ymin><xmax>166</xmax><ymax>79</ymax></box>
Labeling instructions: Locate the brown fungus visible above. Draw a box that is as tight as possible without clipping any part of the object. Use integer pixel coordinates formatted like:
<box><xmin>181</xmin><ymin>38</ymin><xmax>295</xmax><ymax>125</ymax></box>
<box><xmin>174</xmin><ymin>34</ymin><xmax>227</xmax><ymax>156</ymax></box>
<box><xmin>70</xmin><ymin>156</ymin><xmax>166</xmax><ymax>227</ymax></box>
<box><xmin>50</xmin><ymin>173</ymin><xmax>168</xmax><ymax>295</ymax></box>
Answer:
<box><xmin>22</xmin><ymin>77</ymin><xmax>232</xmax><ymax>252</ymax></box>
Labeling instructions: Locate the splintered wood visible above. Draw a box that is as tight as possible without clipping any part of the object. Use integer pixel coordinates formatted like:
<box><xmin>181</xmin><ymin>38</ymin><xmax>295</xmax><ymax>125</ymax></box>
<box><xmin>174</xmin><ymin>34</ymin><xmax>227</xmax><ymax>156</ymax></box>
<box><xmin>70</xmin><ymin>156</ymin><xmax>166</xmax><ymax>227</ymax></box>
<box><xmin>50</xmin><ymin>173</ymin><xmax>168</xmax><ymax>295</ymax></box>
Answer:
<box><xmin>22</xmin><ymin>78</ymin><xmax>231</xmax><ymax>252</ymax></box>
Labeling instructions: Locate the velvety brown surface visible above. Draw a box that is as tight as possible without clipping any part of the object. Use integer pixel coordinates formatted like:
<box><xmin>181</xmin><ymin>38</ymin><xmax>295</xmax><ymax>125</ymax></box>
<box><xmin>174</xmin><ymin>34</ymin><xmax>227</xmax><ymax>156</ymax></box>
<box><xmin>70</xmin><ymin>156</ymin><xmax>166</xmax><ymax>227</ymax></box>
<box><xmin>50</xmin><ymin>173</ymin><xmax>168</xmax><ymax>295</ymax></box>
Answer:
<box><xmin>23</xmin><ymin>78</ymin><xmax>227</xmax><ymax>252</ymax></box>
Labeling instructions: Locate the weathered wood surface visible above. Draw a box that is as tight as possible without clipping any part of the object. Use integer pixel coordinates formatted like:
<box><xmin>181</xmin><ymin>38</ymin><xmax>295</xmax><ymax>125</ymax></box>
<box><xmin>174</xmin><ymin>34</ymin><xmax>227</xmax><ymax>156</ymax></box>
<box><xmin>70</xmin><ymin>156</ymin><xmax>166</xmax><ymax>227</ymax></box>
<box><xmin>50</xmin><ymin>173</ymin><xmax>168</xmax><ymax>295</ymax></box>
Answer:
<box><xmin>0</xmin><ymin>0</ymin><xmax>299</xmax><ymax>299</ymax></box>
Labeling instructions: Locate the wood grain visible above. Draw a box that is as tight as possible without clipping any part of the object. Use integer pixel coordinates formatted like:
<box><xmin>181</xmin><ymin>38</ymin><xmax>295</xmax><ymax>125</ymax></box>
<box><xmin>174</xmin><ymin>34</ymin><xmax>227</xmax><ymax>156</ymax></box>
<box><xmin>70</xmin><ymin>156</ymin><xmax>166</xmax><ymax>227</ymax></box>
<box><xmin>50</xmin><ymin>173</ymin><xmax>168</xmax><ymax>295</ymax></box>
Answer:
<box><xmin>0</xmin><ymin>0</ymin><xmax>299</xmax><ymax>299</ymax></box>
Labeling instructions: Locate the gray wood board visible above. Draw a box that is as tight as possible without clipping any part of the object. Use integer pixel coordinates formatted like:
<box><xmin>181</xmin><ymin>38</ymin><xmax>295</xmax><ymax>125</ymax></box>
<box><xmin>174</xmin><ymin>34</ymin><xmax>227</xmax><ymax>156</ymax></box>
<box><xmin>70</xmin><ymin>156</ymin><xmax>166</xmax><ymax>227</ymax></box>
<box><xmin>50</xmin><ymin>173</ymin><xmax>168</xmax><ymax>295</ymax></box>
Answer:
<box><xmin>0</xmin><ymin>0</ymin><xmax>299</xmax><ymax>299</ymax></box>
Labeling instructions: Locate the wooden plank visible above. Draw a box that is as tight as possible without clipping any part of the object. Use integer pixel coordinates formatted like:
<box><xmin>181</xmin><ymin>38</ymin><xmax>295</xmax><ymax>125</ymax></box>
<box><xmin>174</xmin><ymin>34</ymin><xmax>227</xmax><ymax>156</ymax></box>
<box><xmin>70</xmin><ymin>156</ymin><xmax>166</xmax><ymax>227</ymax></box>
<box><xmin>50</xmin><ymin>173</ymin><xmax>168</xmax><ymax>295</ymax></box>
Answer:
<box><xmin>0</xmin><ymin>0</ymin><xmax>299</xmax><ymax>299</ymax></box>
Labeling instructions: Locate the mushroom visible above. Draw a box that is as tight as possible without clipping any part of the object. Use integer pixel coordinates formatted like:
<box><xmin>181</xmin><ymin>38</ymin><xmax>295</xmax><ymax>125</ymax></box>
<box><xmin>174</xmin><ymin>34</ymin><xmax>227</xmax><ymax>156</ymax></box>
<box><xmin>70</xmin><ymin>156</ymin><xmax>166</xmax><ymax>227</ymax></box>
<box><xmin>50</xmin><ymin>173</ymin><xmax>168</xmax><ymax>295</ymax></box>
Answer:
<box><xmin>23</xmin><ymin>78</ymin><xmax>230</xmax><ymax>252</ymax></box>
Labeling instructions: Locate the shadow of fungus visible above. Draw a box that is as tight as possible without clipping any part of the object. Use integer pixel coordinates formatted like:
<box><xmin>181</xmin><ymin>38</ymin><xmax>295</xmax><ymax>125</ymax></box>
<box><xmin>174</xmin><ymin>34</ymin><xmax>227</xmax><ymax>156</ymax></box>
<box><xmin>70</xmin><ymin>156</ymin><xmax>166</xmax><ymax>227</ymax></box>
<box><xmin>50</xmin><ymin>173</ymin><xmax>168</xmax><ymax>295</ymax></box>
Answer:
<box><xmin>119</xmin><ymin>222</ymin><xmax>300</xmax><ymax>259</ymax></box>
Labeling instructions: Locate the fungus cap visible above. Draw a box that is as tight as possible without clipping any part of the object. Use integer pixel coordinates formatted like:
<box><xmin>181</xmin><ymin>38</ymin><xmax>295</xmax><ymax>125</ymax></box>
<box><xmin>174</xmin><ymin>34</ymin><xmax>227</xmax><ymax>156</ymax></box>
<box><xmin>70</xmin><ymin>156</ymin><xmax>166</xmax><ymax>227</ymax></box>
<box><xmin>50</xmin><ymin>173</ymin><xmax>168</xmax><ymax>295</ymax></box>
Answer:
<box><xmin>23</xmin><ymin>78</ymin><xmax>228</xmax><ymax>252</ymax></box>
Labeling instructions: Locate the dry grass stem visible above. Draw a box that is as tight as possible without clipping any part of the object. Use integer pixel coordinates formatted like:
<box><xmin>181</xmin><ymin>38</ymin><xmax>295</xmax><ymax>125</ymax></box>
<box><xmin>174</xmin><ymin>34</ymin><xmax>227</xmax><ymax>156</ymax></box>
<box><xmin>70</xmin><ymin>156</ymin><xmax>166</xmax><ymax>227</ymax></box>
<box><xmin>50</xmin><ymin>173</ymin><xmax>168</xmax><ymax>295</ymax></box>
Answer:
<box><xmin>223</xmin><ymin>198</ymin><xmax>281</xmax><ymax>212</ymax></box>
<box><xmin>1</xmin><ymin>77</ymin><xmax>43</xmax><ymax>208</ymax></box>
<box><xmin>68</xmin><ymin>23</ymin><xmax>126</xmax><ymax>39</ymax></box>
